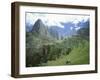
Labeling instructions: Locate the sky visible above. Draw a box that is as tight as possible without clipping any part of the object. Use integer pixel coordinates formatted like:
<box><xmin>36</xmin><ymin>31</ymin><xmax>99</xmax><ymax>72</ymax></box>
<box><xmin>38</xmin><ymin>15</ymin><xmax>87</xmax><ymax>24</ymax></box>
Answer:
<box><xmin>26</xmin><ymin>12</ymin><xmax>90</xmax><ymax>29</ymax></box>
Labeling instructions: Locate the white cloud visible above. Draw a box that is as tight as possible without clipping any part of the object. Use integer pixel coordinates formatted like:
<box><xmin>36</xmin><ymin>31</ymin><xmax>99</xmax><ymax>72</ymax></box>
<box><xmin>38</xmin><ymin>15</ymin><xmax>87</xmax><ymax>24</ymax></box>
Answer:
<box><xmin>26</xmin><ymin>13</ymin><xmax>89</xmax><ymax>28</ymax></box>
<box><xmin>75</xmin><ymin>27</ymin><xmax>81</xmax><ymax>31</ymax></box>
<box><xmin>73</xmin><ymin>19</ymin><xmax>79</xmax><ymax>24</ymax></box>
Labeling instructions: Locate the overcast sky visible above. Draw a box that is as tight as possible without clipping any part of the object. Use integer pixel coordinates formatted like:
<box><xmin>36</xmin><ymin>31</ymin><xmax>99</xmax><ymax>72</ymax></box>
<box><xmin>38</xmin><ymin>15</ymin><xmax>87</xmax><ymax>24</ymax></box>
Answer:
<box><xmin>26</xmin><ymin>13</ymin><xmax>90</xmax><ymax>28</ymax></box>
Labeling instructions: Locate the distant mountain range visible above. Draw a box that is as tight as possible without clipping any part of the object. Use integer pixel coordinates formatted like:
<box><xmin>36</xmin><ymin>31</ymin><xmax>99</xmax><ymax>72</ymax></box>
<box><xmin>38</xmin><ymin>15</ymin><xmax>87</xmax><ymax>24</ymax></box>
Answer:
<box><xmin>26</xmin><ymin>19</ymin><xmax>89</xmax><ymax>40</ymax></box>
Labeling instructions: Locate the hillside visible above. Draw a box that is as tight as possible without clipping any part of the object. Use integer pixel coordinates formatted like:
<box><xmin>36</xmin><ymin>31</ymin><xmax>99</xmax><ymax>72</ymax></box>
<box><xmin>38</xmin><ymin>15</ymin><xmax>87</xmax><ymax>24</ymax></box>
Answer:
<box><xmin>26</xmin><ymin>18</ymin><xmax>90</xmax><ymax>67</ymax></box>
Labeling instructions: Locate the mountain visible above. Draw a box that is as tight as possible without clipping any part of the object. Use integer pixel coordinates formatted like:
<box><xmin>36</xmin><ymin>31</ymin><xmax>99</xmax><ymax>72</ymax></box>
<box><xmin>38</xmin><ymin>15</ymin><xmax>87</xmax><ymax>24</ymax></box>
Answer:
<box><xmin>31</xmin><ymin>19</ymin><xmax>48</xmax><ymax>36</ymax></box>
<box><xmin>48</xmin><ymin>26</ymin><xmax>63</xmax><ymax>40</ymax></box>
<box><xmin>60</xmin><ymin>22</ymin><xmax>77</xmax><ymax>37</ymax></box>
<box><xmin>77</xmin><ymin>19</ymin><xmax>89</xmax><ymax>28</ymax></box>
<box><xmin>31</xmin><ymin>19</ymin><xmax>63</xmax><ymax>40</ymax></box>
<box><xmin>27</xmin><ymin>19</ymin><xmax>89</xmax><ymax>40</ymax></box>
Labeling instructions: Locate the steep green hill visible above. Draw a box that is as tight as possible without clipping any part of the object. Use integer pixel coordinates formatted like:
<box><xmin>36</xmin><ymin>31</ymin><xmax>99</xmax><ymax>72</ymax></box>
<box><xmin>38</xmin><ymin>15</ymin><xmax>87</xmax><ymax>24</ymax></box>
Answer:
<box><xmin>41</xmin><ymin>39</ymin><xmax>89</xmax><ymax>66</ymax></box>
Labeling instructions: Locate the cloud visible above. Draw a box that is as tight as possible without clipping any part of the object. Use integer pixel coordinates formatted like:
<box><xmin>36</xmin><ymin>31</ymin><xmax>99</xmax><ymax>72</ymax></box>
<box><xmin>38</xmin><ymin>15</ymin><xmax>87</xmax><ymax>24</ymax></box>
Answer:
<box><xmin>75</xmin><ymin>27</ymin><xmax>81</xmax><ymax>31</ymax></box>
<box><xmin>26</xmin><ymin>13</ymin><xmax>89</xmax><ymax>28</ymax></box>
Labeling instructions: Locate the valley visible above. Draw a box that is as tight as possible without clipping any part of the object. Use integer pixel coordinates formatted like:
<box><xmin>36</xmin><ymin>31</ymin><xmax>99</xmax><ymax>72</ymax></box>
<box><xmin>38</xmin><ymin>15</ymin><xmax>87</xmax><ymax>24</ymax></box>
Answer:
<box><xmin>26</xmin><ymin>18</ymin><xmax>90</xmax><ymax>67</ymax></box>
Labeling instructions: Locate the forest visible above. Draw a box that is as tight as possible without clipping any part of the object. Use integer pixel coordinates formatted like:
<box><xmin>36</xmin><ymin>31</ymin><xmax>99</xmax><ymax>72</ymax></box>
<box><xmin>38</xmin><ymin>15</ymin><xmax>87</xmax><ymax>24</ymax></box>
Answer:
<box><xmin>26</xmin><ymin>19</ymin><xmax>90</xmax><ymax>67</ymax></box>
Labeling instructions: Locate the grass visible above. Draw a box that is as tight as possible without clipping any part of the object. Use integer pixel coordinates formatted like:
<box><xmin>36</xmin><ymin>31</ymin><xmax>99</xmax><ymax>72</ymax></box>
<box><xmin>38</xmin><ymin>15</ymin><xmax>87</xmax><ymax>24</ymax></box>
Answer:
<box><xmin>41</xmin><ymin>40</ymin><xmax>89</xmax><ymax>66</ymax></box>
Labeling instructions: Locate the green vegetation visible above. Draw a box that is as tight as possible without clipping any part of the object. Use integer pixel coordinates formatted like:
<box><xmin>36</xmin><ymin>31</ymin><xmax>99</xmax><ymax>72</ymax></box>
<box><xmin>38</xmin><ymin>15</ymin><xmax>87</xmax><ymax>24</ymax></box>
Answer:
<box><xmin>26</xmin><ymin>25</ymin><xmax>89</xmax><ymax>67</ymax></box>
<box><xmin>40</xmin><ymin>37</ymin><xmax>89</xmax><ymax>66</ymax></box>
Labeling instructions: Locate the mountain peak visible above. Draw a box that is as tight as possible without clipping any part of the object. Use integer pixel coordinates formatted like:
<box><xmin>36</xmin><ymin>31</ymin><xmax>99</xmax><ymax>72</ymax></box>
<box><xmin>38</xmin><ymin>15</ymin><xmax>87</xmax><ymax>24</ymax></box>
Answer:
<box><xmin>31</xmin><ymin>19</ymin><xmax>49</xmax><ymax>37</ymax></box>
<box><xmin>36</xmin><ymin>19</ymin><xmax>42</xmax><ymax>22</ymax></box>
<box><xmin>31</xmin><ymin>19</ymin><xmax>44</xmax><ymax>32</ymax></box>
